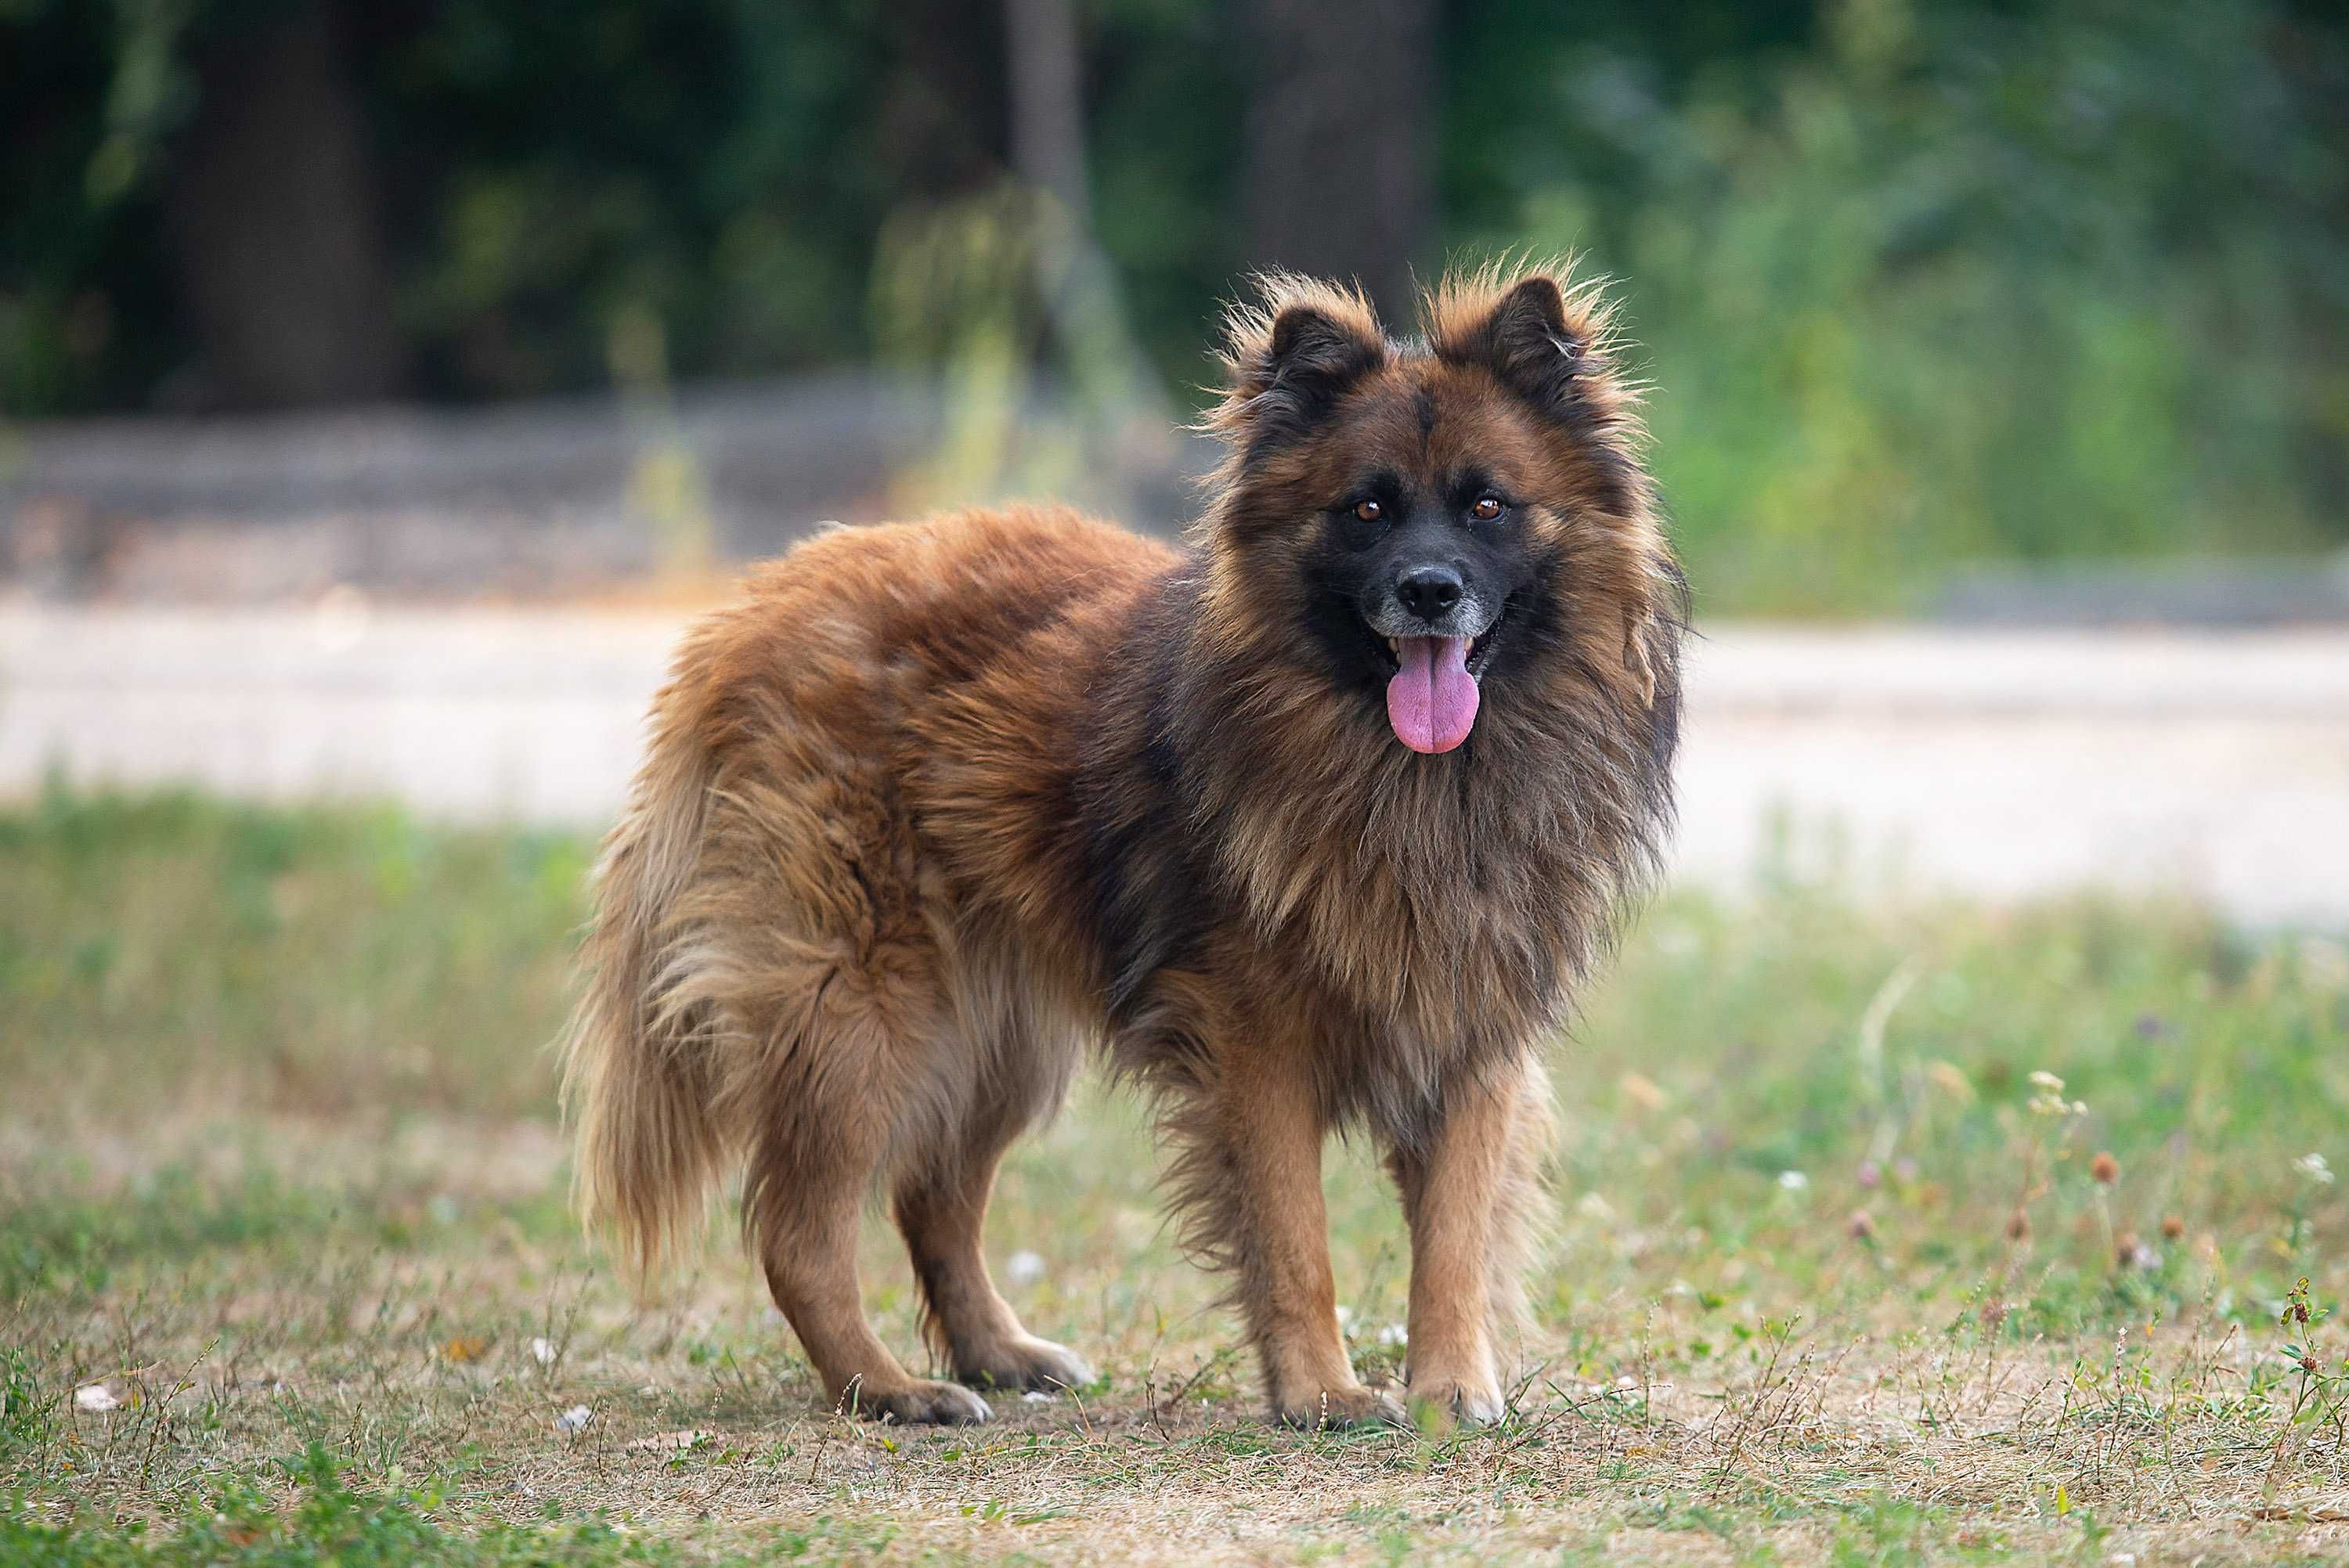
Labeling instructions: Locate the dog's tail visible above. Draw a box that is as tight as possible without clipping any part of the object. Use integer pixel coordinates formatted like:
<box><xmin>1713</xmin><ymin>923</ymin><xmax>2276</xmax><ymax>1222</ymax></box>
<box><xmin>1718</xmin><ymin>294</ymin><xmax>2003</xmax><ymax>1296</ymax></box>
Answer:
<box><xmin>557</xmin><ymin>672</ymin><xmax>727</xmax><ymax>1285</ymax></box>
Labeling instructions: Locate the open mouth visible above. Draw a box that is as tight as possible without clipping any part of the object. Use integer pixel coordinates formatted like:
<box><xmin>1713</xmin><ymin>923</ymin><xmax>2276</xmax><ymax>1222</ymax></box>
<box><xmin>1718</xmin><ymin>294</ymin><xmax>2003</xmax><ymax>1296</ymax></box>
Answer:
<box><xmin>1380</xmin><ymin>611</ymin><xmax>1506</xmax><ymax>681</ymax></box>
<box><xmin>1375</xmin><ymin>604</ymin><xmax>1509</xmax><ymax>755</ymax></box>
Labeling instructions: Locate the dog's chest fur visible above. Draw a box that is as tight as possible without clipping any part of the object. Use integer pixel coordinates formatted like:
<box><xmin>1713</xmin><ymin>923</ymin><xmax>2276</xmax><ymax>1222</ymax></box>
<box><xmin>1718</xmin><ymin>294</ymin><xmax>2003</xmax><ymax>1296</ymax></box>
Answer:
<box><xmin>1064</xmin><ymin>565</ymin><xmax>1673</xmax><ymax>1123</ymax></box>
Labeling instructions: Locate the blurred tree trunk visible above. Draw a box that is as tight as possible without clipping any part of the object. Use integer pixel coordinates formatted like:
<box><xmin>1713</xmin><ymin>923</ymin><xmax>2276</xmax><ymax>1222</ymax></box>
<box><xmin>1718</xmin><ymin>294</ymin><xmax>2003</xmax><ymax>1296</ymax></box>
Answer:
<box><xmin>1005</xmin><ymin>0</ymin><xmax>1090</xmax><ymax>225</ymax></box>
<box><xmin>1001</xmin><ymin>0</ymin><xmax>1171</xmax><ymax>510</ymax></box>
<box><xmin>879</xmin><ymin>0</ymin><xmax>1011</xmax><ymax>196</ymax></box>
<box><xmin>1242</xmin><ymin>0</ymin><xmax>1434</xmax><ymax>326</ymax></box>
<box><xmin>164</xmin><ymin>4</ymin><xmax>403</xmax><ymax>409</ymax></box>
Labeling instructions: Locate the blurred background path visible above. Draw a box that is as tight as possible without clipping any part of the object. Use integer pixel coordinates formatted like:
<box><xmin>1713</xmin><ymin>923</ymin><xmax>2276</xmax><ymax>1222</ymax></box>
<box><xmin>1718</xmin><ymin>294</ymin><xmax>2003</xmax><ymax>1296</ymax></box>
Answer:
<box><xmin>5</xmin><ymin>0</ymin><xmax>2345</xmax><ymax>932</ymax></box>
<box><xmin>5</xmin><ymin>604</ymin><xmax>2342</xmax><ymax>926</ymax></box>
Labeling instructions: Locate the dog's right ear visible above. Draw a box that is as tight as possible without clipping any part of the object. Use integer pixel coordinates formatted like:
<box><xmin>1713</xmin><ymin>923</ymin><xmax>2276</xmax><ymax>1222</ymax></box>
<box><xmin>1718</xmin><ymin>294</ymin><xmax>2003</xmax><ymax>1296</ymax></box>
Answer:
<box><xmin>1211</xmin><ymin>276</ymin><xmax>1387</xmax><ymax>450</ymax></box>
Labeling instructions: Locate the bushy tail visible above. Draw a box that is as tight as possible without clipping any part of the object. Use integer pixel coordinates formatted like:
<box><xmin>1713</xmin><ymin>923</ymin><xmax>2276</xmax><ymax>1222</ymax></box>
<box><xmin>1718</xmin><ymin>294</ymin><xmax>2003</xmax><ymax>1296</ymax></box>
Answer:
<box><xmin>557</xmin><ymin>686</ymin><xmax>728</xmax><ymax>1284</ymax></box>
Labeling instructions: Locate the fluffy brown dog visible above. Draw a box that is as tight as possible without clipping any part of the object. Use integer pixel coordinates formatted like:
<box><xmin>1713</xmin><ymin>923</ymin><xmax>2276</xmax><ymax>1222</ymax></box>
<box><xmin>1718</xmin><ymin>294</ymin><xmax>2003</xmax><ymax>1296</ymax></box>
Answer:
<box><xmin>561</xmin><ymin>264</ymin><xmax>1683</xmax><ymax>1428</ymax></box>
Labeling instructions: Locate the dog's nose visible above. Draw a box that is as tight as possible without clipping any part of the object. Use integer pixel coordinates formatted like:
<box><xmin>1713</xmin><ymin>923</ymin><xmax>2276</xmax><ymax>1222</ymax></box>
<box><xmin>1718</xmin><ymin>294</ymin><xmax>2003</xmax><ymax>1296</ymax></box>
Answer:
<box><xmin>1394</xmin><ymin>566</ymin><xmax>1463</xmax><ymax>621</ymax></box>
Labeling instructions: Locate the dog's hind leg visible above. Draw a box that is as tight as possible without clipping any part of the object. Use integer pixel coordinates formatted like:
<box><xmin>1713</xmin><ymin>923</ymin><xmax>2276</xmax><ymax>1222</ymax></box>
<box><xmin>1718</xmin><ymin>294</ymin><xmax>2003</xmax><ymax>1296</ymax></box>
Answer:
<box><xmin>738</xmin><ymin>977</ymin><xmax>995</xmax><ymax>1426</ymax></box>
<box><xmin>893</xmin><ymin>1091</ymin><xmax>1095</xmax><ymax>1395</ymax></box>
<box><xmin>697</xmin><ymin>762</ymin><xmax>997</xmax><ymax>1425</ymax></box>
<box><xmin>752</xmin><ymin>1184</ymin><xmax>990</xmax><ymax>1424</ymax></box>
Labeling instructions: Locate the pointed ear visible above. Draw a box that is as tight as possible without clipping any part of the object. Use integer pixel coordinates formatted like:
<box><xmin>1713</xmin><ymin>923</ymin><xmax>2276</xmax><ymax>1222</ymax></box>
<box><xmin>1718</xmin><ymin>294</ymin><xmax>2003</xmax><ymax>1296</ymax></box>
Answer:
<box><xmin>1455</xmin><ymin>275</ymin><xmax>1584</xmax><ymax>415</ymax></box>
<box><xmin>1218</xmin><ymin>285</ymin><xmax>1386</xmax><ymax>449</ymax></box>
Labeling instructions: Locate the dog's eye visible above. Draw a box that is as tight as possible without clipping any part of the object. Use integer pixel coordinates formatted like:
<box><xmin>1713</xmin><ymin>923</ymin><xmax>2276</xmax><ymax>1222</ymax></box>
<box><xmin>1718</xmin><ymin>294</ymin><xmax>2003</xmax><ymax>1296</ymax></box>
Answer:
<box><xmin>1470</xmin><ymin>496</ymin><xmax>1505</xmax><ymax>521</ymax></box>
<box><xmin>1352</xmin><ymin>499</ymin><xmax>1383</xmax><ymax>524</ymax></box>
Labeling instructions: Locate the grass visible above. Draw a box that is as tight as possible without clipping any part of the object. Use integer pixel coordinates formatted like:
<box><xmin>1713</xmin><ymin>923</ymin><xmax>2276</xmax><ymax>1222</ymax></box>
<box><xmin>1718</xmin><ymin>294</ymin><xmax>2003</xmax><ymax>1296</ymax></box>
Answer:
<box><xmin>3</xmin><ymin>787</ymin><xmax>2347</xmax><ymax>1564</ymax></box>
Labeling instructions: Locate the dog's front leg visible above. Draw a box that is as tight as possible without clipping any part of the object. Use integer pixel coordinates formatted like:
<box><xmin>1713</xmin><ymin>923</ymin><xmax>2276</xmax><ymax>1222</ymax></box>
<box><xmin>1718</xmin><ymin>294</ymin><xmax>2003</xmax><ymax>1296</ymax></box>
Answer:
<box><xmin>1388</xmin><ymin>1054</ymin><xmax>1545</xmax><ymax>1427</ymax></box>
<box><xmin>1182</xmin><ymin>1048</ymin><xmax>1404</xmax><ymax>1429</ymax></box>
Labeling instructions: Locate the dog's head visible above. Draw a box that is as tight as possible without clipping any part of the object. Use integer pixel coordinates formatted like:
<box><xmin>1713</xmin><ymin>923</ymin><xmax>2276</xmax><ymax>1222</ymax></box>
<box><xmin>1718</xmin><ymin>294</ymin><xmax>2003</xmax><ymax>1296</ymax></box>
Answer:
<box><xmin>1196</xmin><ymin>265</ymin><xmax>1680</xmax><ymax>755</ymax></box>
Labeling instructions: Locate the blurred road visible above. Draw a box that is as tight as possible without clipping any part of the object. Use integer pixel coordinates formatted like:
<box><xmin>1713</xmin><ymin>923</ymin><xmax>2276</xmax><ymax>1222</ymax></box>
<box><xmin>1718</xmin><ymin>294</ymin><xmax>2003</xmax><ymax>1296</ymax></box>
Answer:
<box><xmin>3</xmin><ymin>603</ymin><xmax>2344</xmax><ymax>925</ymax></box>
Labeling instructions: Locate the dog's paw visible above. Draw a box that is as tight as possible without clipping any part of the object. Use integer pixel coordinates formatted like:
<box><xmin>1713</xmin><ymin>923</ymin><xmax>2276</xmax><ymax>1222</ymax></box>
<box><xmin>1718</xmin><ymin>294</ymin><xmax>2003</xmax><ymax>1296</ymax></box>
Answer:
<box><xmin>1406</xmin><ymin>1376</ymin><xmax>1506</xmax><ymax>1429</ymax></box>
<box><xmin>958</xmin><ymin>1335</ymin><xmax>1096</xmax><ymax>1396</ymax></box>
<box><xmin>843</xmin><ymin>1379</ymin><xmax>994</xmax><ymax>1426</ymax></box>
<box><xmin>1273</xmin><ymin>1382</ymin><xmax>1409</xmax><ymax>1431</ymax></box>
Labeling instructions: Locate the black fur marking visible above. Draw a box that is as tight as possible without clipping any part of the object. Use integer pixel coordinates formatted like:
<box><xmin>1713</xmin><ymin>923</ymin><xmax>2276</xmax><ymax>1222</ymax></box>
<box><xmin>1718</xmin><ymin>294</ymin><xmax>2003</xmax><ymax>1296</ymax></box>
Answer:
<box><xmin>1579</xmin><ymin>445</ymin><xmax>1640</xmax><ymax>524</ymax></box>
<box><xmin>1298</xmin><ymin>550</ymin><xmax>1397</xmax><ymax>705</ymax></box>
<box><xmin>1497</xmin><ymin>550</ymin><xmax>1568</xmax><ymax>670</ymax></box>
<box><xmin>1080</xmin><ymin>563</ymin><xmax>1218</xmax><ymax>1019</ymax></box>
<box><xmin>1642</xmin><ymin>557</ymin><xmax>1694</xmax><ymax>779</ymax></box>
<box><xmin>1645</xmin><ymin>684</ymin><xmax>1683</xmax><ymax>781</ymax></box>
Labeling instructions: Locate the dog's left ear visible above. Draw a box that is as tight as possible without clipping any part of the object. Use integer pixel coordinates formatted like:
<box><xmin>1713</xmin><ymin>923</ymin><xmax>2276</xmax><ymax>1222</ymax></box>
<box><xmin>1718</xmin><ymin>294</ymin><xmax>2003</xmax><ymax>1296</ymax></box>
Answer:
<box><xmin>1419</xmin><ymin>272</ymin><xmax>1588</xmax><ymax>424</ymax></box>
<box><xmin>1465</xmin><ymin>275</ymin><xmax>1583</xmax><ymax>416</ymax></box>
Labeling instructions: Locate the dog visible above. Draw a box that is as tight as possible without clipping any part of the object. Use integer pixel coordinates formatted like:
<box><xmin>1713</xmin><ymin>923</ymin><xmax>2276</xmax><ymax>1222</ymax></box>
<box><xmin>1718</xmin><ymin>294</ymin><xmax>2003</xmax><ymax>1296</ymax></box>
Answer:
<box><xmin>561</xmin><ymin>263</ymin><xmax>1683</xmax><ymax>1428</ymax></box>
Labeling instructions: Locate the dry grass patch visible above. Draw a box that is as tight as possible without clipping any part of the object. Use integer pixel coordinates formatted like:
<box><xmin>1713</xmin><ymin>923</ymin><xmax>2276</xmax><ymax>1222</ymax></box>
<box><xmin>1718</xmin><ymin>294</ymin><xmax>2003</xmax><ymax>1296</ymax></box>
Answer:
<box><xmin>4</xmin><ymin>791</ymin><xmax>2347</xmax><ymax>1564</ymax></box>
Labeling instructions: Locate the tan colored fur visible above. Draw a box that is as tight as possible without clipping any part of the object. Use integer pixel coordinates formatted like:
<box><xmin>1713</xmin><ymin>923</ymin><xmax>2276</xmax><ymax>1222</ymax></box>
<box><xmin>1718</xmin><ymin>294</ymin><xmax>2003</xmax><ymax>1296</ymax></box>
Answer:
<box><xmin>561</xmin><ymin>265</ymin><xmax>1682</xmax><ymax>1428</ymax></box>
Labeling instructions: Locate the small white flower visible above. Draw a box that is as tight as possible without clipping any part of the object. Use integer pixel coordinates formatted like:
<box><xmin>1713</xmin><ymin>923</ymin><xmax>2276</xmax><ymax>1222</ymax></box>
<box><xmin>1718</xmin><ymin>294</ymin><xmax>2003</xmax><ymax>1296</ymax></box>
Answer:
<box><xmin>2296</xmin><ymin>1152</ymin><xmax>2335</xmax><ymax>1186</ymax></box>
<box><xmin>1333</xmin><ymin>1303</ymin><xmax>1354</xmax><ymax>1328</ymax></box>
<box><xmin>1021</xmin><ymin>1390</ymin><xmax>1055</xmax><ymax>1404</ymax></box>
<box><xmin>1777</xmin><ymin>1170</ymin><xmax>1810</xmax><ymax>1191</ymax></box>
<box><xmin>1377</xmin><ymin>1323</ymin><xmax>1408</xmax><ymax>1348</ymax></box>
<box><xmin>554</xmin><ymin>1404</ymin><xmax>593</xmax><ymax>1433</ymax></box>
<box><xmin>1005</xmin><ymin>1249</ymin><xmax>1046</xmax><ymax>1285</ymax></box>
<box><xmin>529</xmin><ymin>1337</ymin><xmax>557</xmax><ymax>1367</ymax></box>
<box><xmin>2027</xmin><ymin>1069</ymin><xmax>2087</xmax><ymax>1118</ymax></box>
<box><xmin>74</xmin><ymin>1384</ymin><xmax>120</xmax><ymax>1413</ymax></box>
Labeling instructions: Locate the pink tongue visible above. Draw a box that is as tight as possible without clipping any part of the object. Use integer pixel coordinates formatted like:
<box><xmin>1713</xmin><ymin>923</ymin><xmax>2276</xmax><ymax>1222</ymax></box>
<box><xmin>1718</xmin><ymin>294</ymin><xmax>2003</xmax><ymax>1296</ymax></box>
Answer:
<box><xmin>1385</xmin><ymin>636</ymin><xmax>1479</xmax><ymax>754</ymax></box>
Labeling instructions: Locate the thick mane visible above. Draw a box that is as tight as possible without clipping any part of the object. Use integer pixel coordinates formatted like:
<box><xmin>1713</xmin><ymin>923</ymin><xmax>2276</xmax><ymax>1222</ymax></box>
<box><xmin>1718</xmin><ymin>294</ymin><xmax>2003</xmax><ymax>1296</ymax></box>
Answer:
<box><xmin>1165</xmin><ymin>582</ymin><xmax>1680</xmax><ymax>1086</ymax></box>
<box><xmin>1160</xmin><ymin>260</ymin><xmax>1686</xmax><ymax>1096</ymax></box>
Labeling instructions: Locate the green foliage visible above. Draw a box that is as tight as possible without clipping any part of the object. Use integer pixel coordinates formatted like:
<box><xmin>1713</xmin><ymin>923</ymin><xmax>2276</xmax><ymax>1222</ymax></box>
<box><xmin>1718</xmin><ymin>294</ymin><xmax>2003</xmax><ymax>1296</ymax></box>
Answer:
<box><xmin>380</xmin><ymin>1</ymin><xmax>893</xmax><ymax>398</ymax></box>
<box><xmin>0</xmin><ymin>1348</ymin><xmax>57</xmax><ymax>1468</ymax></box>
<box><xmin>0</xmin><ymin>1</ymin><xmax>2342</xmax><ymax>604</ymax></box>
<box><xmin>0</xmin><ymin>1446</ymin><xmax>666</xmax><ymax>1565</ymax></box>
<box><xmin>0</xmin><ymin>1166</ymin><xmax>339</xmax><ymax>1301</ymax></box>
<box><xmin>0</xmin><ymin>0</ymin><xmax>897</xmax><ymax>412</ymax></box>
<box><xmin>0</xmin><ymin>784</ymin><xmax>586</xmax><ymax>1122</ymax></box>
<box><xmin>1470</xmin><ymin>0</ymin><xmax>2349</xmax><ymax>608</ymax></box>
